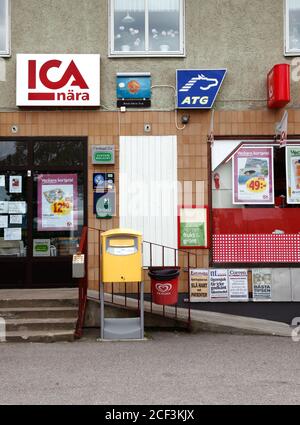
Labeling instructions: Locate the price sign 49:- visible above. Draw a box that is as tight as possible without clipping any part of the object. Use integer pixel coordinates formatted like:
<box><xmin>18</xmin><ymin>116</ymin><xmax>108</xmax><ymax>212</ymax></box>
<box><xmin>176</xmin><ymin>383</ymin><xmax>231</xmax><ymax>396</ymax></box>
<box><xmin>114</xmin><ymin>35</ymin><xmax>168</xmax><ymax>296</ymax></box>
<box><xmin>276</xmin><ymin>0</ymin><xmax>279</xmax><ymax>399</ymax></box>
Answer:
<box><xmin>246</xmin><ymin>177</ymin><xmax>267</xmax><ymax>193</ymax></box>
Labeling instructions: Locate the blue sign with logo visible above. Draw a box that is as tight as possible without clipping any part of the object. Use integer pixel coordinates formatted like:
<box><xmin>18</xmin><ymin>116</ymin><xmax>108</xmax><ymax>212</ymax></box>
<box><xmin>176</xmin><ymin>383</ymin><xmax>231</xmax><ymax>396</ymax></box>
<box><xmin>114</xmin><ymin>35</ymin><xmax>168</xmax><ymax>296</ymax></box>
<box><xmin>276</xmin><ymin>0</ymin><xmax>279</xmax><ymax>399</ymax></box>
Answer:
<box><xmin>176</xmin><ymin>69</ymin><xmax>227</xmax><ymax>109</ymax></box>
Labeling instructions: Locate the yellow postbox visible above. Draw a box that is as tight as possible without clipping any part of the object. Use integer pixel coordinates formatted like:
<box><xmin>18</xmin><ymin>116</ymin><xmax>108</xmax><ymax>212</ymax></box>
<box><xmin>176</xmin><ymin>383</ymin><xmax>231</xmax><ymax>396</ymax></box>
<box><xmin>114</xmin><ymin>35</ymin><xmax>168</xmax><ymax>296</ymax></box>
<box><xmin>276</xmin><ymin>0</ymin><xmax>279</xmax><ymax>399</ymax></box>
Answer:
<box><xmin>101</xmin><ymin>229</ymin><xmax>143</xmax><ymax>283</ymax></box>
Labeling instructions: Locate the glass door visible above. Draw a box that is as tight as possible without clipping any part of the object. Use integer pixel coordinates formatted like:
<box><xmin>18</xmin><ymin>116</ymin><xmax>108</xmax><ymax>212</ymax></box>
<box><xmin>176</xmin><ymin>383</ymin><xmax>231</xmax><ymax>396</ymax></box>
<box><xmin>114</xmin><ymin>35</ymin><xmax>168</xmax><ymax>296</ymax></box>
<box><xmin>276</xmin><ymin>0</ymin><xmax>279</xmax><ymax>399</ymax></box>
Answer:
<box><xmin>0</xmin><ymin>141</ymin><xmax>29</xmax><ymax>287</ymax></box>
<box><xmin>0</xmin><ymin>138</ymin><xmax>87</xmax><ymax>288</ymax></box>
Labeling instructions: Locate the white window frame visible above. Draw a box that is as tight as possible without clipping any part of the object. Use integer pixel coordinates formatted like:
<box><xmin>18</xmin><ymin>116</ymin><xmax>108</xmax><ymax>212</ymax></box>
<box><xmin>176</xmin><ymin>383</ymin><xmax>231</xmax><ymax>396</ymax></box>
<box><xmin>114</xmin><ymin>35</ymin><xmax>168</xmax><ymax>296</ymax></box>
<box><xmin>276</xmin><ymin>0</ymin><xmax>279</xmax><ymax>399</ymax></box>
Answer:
<box><xmin>285</xmin><ymin>0</ymin><xmax>300</xmax><ymax>55</ymax></box>
<box><xmin>0</xmin><ymin>0</ymin><xmax>10</xmax><ymax>57</ymax></box>
<box><xmin>108</xmin><ymin>0</ymin><xmax>185</xmax><ymax>57</ymax></box>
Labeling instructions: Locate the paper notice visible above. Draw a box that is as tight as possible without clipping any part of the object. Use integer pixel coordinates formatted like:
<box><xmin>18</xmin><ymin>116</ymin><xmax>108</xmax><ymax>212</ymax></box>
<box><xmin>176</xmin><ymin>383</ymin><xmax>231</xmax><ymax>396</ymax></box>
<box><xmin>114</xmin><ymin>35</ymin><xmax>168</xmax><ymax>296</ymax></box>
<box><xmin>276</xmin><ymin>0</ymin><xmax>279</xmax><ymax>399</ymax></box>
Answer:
<box><xmin>4</xmin><ymin>228</ymin><xmax>22</xmax><ymax>241</ymax></box>
<box><xmin>0</xmin><ymin>216</ymin><xmax>8</xmax><ymax>228</ymax></box>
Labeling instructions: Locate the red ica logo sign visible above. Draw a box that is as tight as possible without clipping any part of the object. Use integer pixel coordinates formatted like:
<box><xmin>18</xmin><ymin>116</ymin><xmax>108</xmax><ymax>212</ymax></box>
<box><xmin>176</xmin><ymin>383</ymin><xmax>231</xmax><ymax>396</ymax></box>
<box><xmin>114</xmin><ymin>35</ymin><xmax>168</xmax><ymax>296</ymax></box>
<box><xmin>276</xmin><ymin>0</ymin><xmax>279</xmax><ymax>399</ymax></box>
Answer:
<box><xmin>28</xmin><ymin>59</ymin><xmax>90</xmax><ymax>102</ymax></box>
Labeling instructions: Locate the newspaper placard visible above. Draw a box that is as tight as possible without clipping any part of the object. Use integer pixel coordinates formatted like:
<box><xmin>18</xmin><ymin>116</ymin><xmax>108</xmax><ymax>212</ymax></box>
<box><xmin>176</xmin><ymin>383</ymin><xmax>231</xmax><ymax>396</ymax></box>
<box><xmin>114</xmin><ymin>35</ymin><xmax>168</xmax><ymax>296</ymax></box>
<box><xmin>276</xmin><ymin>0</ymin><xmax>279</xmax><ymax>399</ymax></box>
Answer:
<box><xmin>229</xmin><ymin>269</ymin><xmax>249</xmax><ymax>302</ymax></box>
<box><xmin>209</xmin><ymin>269</ymin><xmax>229</xmax><ymax>301</ymax></box>
<box><xmin>189</xmin><ymin>269</ymin><xmax>209</xmax><ymax>302</ymax></box>
<box><xmin>252</xmin><ymin>269</ymin><xmax>272</xmax><ymax>302</ymax></box>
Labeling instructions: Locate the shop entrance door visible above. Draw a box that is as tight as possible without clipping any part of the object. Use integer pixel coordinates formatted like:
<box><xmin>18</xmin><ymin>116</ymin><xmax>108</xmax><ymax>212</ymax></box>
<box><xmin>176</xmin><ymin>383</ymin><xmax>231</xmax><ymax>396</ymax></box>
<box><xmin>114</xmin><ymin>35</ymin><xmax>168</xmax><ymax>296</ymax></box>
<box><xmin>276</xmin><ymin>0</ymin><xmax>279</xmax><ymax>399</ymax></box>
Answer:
<box><xmin>0</xmin><ymin>138</ymin><xmax>87</xmax><ymax>289</ymax></box>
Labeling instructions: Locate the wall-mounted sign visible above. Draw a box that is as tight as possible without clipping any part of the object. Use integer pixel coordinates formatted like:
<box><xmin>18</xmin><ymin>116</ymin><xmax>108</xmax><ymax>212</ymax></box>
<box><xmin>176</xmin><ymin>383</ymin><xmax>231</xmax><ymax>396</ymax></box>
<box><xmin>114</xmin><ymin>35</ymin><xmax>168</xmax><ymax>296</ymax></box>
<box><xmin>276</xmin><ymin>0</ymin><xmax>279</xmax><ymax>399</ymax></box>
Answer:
<box><xmin>178</xmin><ymin>206</ymin><xmax>209</xmax><ymax>249</ymax></box>
<box><xmin>92</xmin><ymin>146</ymin><xmax>115</xmax><ymax>165</ymax></box>
<box><xmin>93</xmin><ymin>173</ymin><xmax>115</xmax><ymax>191</ymax></box>
<box><xmin>209</xmin><ymin>269</ymin><xmax>229</xmax><ymax>301</ymax></box>
<box><xmin>33</xmin><ymin>239</ymin><xmax>50</xmax><ymax>257</ymax></box>
<box><xmin>233</xmin><ymin>147</ymin><xmax>274</xmax><ymax>205</ymax></box>
<box><xmin>286</xmin><ymin>146</ymin><xmax>300</xmax><ymax>204</ymax></box>
<box><xmin>176</xmin><ymin>69</ymin><xmax>227</xmax><ymax>109</ymax></box>
<box><xmin>38</xmin><ymin>174</ymin><xmax>78</xmax><ymax>231</ymax></box>
<box><xmin>189</xmin><ymin>269</ymin><xmax>210</xmax><ymax>302</ymax></box>
<box><xmin>93</xmin><ymin>192</ymin><xmax>116</xmax><ymax>219</ymax></box>
<box><xmin>228</xmin><ymin>269</ymin><xmax>249</xmax><ymax>302</ymax></box>
<box><xmin>252</xmin><ymin>269</ymin><xmax>272</xmax><ymax>302</ymax></box>
<box><xmin>267</xmin><ymin>64</ymin><xmax>290</xmax><ymax>109</ymax></box>
<box><xmin>16</xmin><ymin>54</ymin><xmax>100</xmax><ymax>107</ymax></box>
<box><xmin>117</xmin><ymin>72</ymin><xmax>151</xmax><ymax>108</ymax></box>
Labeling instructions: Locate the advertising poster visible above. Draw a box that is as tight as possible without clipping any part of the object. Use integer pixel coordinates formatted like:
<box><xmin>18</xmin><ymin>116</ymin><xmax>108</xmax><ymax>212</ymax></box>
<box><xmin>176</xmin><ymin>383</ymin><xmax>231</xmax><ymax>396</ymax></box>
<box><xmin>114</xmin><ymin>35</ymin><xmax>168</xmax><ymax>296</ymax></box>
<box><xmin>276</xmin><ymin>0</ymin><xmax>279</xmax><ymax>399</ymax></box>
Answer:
<box><xmin>228</xmin><ymin>269</ymin><xmax>249</xmax><ymax>302</ymax></box>
<box><xmin>189</xmin><ymin>269</ymin><xmax>210</xmax><ymax>302</ymax></box>
<box><xmin>252</xmin><ymin>269</ymin><xmax>272</xmax><ymax>302</ymax></box>
<box><xmin>38</xmin><ymin>174</ymin><xmax>78</xmax><ymax>231</ymax></box>
<box><xmin>209</xmin><ymin>269</ymin><xmax>229</xmax><ymax>301</ymax></box>
<box><xmin>286</xmin><ymin>146</ymin><xmax>300</xmax><ymax>204</ymax></box>
<box><xmin>233</xmin><ymin>147</ymin><xmax>274</xmax><ymax>204</ymax></box>
<box><xmin>9</xmin><ymin>176</ymin><xmax>22</xmax><ymax>194</ymax></box>
<box><xmin>178</xmin><ymin>207</ymin><xmax>209</xmax><ymax>249</ymax></box>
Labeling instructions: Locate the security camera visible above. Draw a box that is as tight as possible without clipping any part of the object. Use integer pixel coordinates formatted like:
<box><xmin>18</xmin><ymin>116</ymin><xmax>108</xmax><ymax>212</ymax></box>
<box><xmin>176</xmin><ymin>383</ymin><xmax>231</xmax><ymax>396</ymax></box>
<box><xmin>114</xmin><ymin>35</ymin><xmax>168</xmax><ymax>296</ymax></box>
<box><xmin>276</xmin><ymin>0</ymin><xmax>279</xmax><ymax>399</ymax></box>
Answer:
<box><xmin>11</xmin><ymin>125</ymin><xmax>18</xmax><ymax>134</ymax></box>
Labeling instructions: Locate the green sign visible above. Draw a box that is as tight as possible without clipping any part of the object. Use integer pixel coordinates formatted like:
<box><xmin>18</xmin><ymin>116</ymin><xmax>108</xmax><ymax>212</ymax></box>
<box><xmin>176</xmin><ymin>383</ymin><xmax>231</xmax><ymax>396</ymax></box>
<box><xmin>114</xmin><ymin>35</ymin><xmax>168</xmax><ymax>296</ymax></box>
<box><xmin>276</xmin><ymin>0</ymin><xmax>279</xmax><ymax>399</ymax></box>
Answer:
<box><xmin>179</xmin><ymin>207</ymin><xmax>208</xmax><ymax>249</ymax></box>
<box><xmin>33</xmin><ymin>239</ymin><xmax>50</xmax><ymax>257</ymax></box>
<box><xmin>180</xmin><ymin>222</ymin><xmax>205</xmax><ymax>247</ymax></box>
<box><xmin>94</xmin><ymin>152</ymin><xmax>112</xmax><ymax>162</ymax></box>
<box><xmin>92</xmin><ymin>146</ymin><xmax>115</xmax><ymax>165</ymax></box>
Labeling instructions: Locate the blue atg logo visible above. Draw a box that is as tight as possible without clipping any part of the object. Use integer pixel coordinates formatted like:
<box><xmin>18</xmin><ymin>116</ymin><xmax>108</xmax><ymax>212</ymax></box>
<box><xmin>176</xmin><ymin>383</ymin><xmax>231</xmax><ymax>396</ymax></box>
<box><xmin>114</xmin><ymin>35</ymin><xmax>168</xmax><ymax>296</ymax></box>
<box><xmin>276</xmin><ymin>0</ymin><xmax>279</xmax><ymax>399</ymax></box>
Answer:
<box><xmin>176</xmin><ymin>69</ymin><xmax>227</xmax><ymax>109</ymax></box>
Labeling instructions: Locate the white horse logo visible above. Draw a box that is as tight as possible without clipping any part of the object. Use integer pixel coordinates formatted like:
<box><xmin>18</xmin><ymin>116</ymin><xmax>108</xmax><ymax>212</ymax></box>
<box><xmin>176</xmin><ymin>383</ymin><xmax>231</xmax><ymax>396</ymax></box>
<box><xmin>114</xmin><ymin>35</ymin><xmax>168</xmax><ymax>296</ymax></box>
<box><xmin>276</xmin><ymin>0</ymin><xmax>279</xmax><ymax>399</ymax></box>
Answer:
<box><xmin>179</xmin><ymin>74</ymin><xmax>219</xmax><ymax>92</ymax></box>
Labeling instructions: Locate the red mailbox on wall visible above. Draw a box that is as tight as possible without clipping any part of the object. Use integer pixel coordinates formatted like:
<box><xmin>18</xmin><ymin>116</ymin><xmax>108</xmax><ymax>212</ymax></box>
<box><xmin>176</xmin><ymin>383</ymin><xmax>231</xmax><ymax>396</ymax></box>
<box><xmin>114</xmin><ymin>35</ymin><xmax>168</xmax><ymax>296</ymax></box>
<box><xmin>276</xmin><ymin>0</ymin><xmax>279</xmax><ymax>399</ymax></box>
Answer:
<box><xmin>267</xmin><ymin>64</ymin><xmax>291</xmax><ymax>109</ymax></box>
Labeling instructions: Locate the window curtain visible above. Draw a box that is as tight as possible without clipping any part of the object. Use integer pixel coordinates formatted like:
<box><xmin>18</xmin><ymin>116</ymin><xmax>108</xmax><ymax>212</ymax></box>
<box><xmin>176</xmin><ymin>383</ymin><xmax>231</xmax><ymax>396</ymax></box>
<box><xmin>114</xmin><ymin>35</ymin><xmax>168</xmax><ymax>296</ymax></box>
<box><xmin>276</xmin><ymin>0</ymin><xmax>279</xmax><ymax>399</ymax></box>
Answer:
<box><xmin>114</xmin><ymin>0</ymin><xmax>180</xmax><ymax>12</ymax></box>
<box><xmin>288</xmin><ymin>0</ymin><xmax>300</xmax><ymax>10</ymax></box>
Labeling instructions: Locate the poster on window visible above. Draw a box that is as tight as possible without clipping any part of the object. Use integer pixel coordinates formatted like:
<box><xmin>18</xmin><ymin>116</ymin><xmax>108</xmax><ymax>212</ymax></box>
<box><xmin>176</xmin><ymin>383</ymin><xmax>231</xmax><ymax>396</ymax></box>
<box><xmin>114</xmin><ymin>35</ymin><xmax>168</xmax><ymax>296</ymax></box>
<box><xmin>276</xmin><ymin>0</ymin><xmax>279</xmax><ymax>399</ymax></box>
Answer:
<box><xmin>38</xmin><ymin>174</ymin><xmax>78</xmax><ymax>231</ymax></box>
<box><xmin>209</xmin><ymin>269</ymin><xmax>229</xmax><ymax>301</ymax></box>
<box><xmin>189</xmin><ymin>269</ymin><xmax>210</xmax><ymax>302</ymax></box>
<box><xmin>228</xmin><ymin>269</ymin><xmax>249</xmax><ymax>302</ymax></box>
<box><xmin>9</xmin><ymin>176</ymin><xmax>22</xmax><ymax>194</ymax></box>
<box><xmin>252</xmin><ymin>269</ymin><xmax>272</xmax><ymax>302</ymax></box>
<box><xmin>233</xmin><ymin>147</ymin><xmax>274</xmax><ymax>204</ymax></box>
<box><xmin>286</xmin><ymin>146</ymin><xmax>300</xmax><ymax>204</ymax></box>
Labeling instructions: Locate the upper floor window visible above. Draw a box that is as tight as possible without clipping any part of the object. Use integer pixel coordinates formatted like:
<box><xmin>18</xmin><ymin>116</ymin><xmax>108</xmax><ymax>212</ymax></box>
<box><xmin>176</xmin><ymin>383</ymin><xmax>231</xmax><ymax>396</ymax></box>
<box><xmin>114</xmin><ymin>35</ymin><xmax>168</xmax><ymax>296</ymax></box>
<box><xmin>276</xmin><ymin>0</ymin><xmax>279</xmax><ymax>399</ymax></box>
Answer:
<box><xmin>109</xmin><ymin>0</ymin><xmax>185</xmax><ymax>57</ymax></box>
<box><xmin>0</xmin><ymin>0</ymin><xmax>10</xmax><ymax>56</ymax></box>
<box><xmin>286</xmin><ymin>0</ymin><xmax>300</xmax><ymax>55</ymax></box>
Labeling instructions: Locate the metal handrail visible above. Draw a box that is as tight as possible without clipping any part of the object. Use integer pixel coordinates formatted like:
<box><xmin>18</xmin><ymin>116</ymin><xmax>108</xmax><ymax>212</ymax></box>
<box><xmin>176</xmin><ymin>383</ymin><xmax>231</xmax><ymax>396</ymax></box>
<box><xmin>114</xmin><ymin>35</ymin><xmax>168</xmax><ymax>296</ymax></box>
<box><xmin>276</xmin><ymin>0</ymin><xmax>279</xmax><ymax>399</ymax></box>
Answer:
<box><xmin>74</xmin><ymin>226</ymin><xmax>88</xmax><ymax>338</ymax></box>
<box><xmin>75</xmin><ymin>226</ymin><xmax>201</xmax><ymax>335</ymax></box>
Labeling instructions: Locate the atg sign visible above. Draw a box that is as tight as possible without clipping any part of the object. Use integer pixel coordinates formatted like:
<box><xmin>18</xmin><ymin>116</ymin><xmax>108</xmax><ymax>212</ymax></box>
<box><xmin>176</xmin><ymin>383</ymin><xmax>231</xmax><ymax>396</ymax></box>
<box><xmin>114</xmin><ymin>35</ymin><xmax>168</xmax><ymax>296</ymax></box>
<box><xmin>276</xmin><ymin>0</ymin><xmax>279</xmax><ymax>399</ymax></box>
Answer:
<box><xmin>176</xmin><ymin>69</ymin><xmax>227</xmax><ymax>109</ymax></box>
<box><xmin>16</xmin><ymin>54</ymin><xmax>100</xmax><ymax>107</ymax></box>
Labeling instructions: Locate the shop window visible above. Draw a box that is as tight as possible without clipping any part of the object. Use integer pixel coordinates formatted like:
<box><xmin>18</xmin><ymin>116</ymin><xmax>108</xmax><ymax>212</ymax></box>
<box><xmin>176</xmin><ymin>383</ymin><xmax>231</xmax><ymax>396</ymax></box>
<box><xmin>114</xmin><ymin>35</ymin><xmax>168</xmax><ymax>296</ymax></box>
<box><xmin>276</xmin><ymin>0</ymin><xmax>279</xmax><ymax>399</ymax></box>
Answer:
<box><xmin>212</xmin><ymin>142</ymin><xmax>300</xmax><ymax>265</ymax></box>
<box><xmin>0</xmin><ymin>0</ymin><xmax>10</xmax><ymax>57</ymax></box>
<box><xmin>285</xmin><ymin>0</ymin><xmax>300</xmax><ymax>55</ymax></box>
<box><xmin>109</xmin><ymin>0</ymin><xmax>185</xmax><ymax>56</ymax></box>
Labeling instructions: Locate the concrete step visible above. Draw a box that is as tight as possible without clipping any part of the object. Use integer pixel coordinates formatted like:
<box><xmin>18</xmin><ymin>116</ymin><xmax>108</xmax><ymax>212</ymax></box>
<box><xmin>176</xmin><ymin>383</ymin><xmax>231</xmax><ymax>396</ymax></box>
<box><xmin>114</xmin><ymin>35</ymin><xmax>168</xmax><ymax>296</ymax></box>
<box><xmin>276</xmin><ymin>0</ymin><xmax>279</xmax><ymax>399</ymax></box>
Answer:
<box><xmin>2</xmin><ymin>330</ymin><xmax>75</xmax><ymax>343</ymax></box>
<box><xmin>4</xmin><ymin>318</ymin><xmax>77</xmax><ymax>332</ymax></box>
<box><xmin>0</xmin><ymin>298</ymin><xmax>78</xmax><ymax>309</ymax></box>
<box><xmin>0</xmin><ymin>307</ymin><xmax>78</xmax><ymax>319</ymax></box>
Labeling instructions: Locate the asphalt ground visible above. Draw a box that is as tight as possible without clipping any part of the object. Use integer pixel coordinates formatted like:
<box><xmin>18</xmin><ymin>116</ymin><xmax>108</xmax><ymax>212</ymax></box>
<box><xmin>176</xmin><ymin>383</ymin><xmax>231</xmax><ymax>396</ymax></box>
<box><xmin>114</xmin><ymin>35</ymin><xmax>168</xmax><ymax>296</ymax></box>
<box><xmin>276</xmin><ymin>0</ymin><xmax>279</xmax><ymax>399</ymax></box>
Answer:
<box><xmin>0</xmin><ymin>330</ymin><xmax>299</xmax><ymax>405</ymax></box>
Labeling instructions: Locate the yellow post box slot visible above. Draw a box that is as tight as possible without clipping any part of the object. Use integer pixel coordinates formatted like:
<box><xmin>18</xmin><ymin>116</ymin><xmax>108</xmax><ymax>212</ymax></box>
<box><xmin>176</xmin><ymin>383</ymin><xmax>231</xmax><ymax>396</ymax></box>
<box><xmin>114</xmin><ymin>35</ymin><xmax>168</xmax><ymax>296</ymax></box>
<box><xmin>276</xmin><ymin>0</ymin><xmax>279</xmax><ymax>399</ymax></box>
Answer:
<box><xmin>101</xmin><ymin>229</ymin><xmax>143</xmax><ymax>283</ymax></box>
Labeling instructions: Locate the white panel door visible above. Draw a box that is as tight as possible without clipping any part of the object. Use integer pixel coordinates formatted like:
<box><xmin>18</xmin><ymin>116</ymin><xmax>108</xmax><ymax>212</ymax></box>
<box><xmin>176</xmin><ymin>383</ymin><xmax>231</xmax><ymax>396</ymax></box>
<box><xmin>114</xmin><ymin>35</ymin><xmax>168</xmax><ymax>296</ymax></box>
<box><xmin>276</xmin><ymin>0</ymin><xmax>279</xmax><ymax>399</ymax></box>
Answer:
<box><xmin>120</xmin><ymin>136</ymin><xmax>178</xmax><ymax>266</ymax></box>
